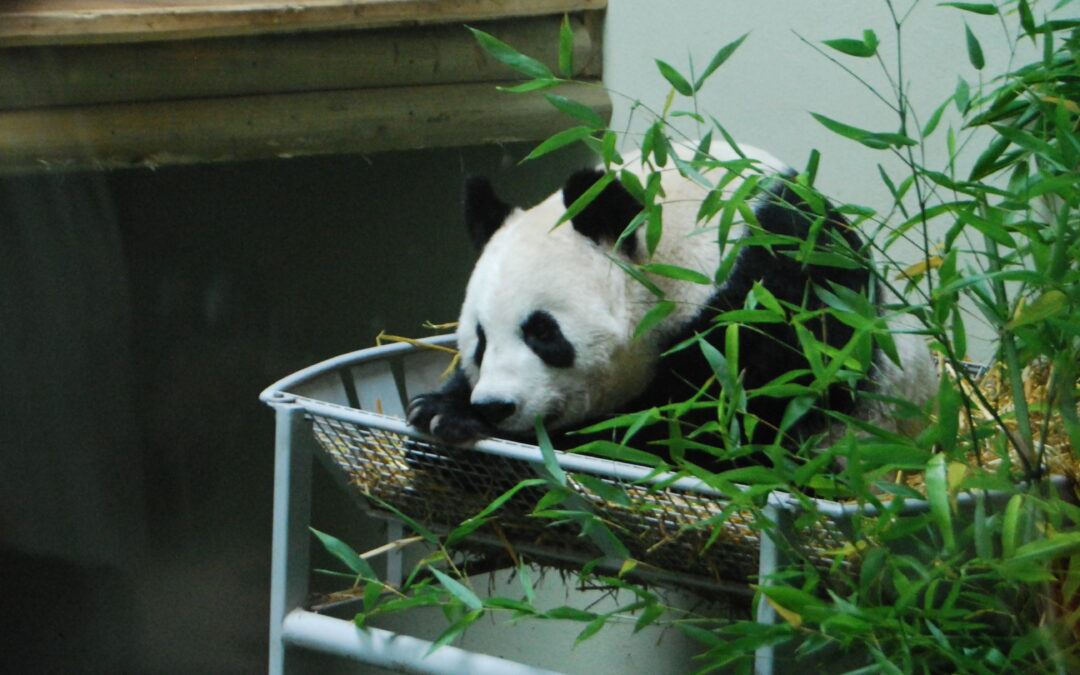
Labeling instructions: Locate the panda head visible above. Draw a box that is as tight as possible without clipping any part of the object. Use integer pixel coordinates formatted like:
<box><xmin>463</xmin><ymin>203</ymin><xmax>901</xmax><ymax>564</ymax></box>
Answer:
<box><xmin>454</xmin><ymin>170</ymin><xmax>659</xmax><ymax>437</ymax></box>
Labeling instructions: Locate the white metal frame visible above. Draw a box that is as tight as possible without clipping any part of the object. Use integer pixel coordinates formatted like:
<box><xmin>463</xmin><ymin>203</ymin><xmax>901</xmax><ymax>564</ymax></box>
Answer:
<box><xmin>262</xmin><ymin>339</ymin><xmax>1058</xmax><ymax>674</ymax></box>
<box><xmin>266</xmin><ymin>396</ymin><xmax>566</xmax><ymax>674</ymax></box>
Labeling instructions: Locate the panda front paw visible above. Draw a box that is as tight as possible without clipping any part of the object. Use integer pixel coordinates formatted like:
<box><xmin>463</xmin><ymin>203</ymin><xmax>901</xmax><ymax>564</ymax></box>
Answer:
<box><xmin>407</xmin><ymin>392</ymin><xmax>490</xmax><ymax>445</ymax></box>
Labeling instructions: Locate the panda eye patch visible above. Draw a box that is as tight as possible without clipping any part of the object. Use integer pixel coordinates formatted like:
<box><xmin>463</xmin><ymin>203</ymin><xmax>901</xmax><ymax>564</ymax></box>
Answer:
<box><xmin>521</xmin><ymin>311</ymin><xmax>574</xmax><ymax>368</ymax></box>
<box><xmin>474</xmin><ymin>324</ymin><xmax>486</xmax><ymax>366</ymax></box>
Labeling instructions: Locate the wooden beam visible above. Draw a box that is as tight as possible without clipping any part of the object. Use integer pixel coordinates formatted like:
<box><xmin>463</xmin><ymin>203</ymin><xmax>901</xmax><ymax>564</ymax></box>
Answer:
<box><xmin>0</xmin><ymin>0</ymin><xmax>608</xmax><ymax>46</ymax></box>
<box><xmin>0</xmin><ymin>80</ymin><xmax>610</xmax><ymax>172</ymax></box>
<box><xmin>0</xmin><ymin>15</ymin><xmax>600</xmax><ymax>110</ymax></box>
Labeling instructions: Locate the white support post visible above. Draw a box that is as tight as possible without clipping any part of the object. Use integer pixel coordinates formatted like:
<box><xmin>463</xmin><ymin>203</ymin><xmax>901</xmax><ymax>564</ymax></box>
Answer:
<box><xmin>268</xmin><ymin>401</ymin><xmax>313</xmax><ymax>675</ymax></box>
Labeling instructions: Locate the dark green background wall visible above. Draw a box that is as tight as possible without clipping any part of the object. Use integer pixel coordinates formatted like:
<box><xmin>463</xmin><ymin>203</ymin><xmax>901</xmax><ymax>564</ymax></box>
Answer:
<box><xmin>0</xmin><ymin>143</ymin><xmax>594</xmax><ymax>672</ymax></box>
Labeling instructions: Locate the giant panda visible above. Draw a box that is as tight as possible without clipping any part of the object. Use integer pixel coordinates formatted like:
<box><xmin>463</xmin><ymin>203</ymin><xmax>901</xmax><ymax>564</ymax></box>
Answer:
<box><xmin>407</xmin><ymin>142</ymin><xmax>936</xmax><ymax>467</ymax></box>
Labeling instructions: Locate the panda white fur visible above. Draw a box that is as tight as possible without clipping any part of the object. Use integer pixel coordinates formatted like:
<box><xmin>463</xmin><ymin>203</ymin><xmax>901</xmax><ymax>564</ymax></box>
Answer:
<box><xmin>407</xmin><ymin>142</ymin><xmax>936</xmax><ymax>464</ymax></box>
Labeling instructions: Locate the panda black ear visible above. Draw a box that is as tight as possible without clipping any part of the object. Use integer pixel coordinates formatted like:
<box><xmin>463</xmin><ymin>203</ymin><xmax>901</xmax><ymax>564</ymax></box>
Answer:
<box><xmin>464</xmin><ymin>176</ymin><xmax>513</xmax><ymax>251</ymax></box>
<box><xmin>563</xmin><ymin>169</ymin><xmax>641</xmax><ymax>258</ymax></box>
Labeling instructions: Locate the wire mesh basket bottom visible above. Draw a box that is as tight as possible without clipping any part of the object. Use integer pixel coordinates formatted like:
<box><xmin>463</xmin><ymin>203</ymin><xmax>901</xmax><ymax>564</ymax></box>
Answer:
<box><xmin>310</xmin><ymin>412</ymin><xmax>850</xmax><ymax>586</ymax></box>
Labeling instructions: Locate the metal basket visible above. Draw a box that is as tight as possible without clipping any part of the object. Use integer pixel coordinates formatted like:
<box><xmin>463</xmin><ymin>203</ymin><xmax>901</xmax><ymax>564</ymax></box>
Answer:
<box><xmin>259</xmin><ymin>336</ymin><xmax>868</xmax><ymax>592</ymax></box>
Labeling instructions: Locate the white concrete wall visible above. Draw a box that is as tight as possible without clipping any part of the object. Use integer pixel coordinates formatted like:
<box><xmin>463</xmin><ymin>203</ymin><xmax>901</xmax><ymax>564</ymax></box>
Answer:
<box><xmin>604</xmin><ymin>0</ymin><xmax>1026</xmax><ymax>360</ymax></box>
<box><xmin>605</xmin><ymin>0</ymin><xmax>988</xmax><ymax>216</ymax></box>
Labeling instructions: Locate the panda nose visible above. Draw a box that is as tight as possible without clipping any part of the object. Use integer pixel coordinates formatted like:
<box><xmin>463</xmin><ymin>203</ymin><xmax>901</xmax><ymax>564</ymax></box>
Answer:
<box><xmin>472</xmin><ymin>399</ymin><xmax>516</xmax><ymax>426</ymax></box>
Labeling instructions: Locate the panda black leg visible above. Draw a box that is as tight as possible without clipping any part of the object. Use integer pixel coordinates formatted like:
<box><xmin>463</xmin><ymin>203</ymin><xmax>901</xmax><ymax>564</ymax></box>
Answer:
<box><xmin>407</xmin><ymin>369</ymin><xmax>491</xmax><ymax>444</ymax></box>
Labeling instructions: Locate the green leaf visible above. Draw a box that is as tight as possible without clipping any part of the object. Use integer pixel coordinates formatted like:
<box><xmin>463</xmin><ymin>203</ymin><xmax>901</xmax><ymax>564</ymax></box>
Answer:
<box><xmin>655</xmin><ymin>59</ymin><xmax>694</xmax><ymax>96</ymax></box>
<box><xmin>366</xmin><ymin>495</ymin><xmax>440</xmax><ymax>544</ymax></box>
<box><xmin>823</xmin><ymin>30</ymin><xmax>879</xmax><ymax>58</ymax></box>
<box><xmin>640</xmin><ymin>263</ymin><xmax>712</xmax><ymax>285</ymax></box>
<box><xmin>700</xmin><ymin>338</ymin><xmax>734</xmax><ymax>392</ymax></box>
<box><xmin>545</xmin><ymin>606</ymin><xmax>598</xmax><ymax>622</ymax></box>
<box><xmin>429</xmin><ymin>567</ymin><xmax>483</xmax><ymax>611</ymax></box>
<box><xmin>1012</xmin><ymin>531</ymin><xmax>1080</xmax><ymax>563</ymax></box>
<box><xmin>568</xmin><ymin>440</ymin><xmax>664</xmax><ymax>467</ymax></box>
<box><xmin>427</xmin><ymin>609</ymin><xmax>483</xmax><ymax>654</ymax></box>
<box><xmin>484</xmin><ymin>596</ymin><xmax>536</xmax><ymax>614</ymax></box>
<box><xmin>519</xmin><ymin>562</ymin><xmax>535</xmax><ymax>604</ymax></box>
<box><xmin>677</xmin><ymin>623</ymin><xmax>724</xmax><ymax>647</ymax></box>
<box><xmin>635</xmin><ymin>300</ymin><xmax>677</xmax><ymax>339</ymax></box>
<box><xmin>810</xmin><ymin>113</ymin><xmax>917</xmax><ymax>150</ymax></box>
<box><xmin>718</xmin><ymin>466</ymin><xmax>782</xmax><ymax>485</ymax></box>
<box><xmin>575</xmin><ymin>615</ymin><xmax>610</xmax><ymax>645</ymax></box>
<box><xmin>921</xmin><ymin>95</ymin><xmax>953</xmax><ymax>139</ymax></box>
<box><xmin>497</xmin><ymin>78</ymin><xmax>561</xmax><ymax>93</ymax></box>
<box><xmin>965</xmin><ymin>23</ymin><xmax>985</xmax><ymax>70</ymax></box>
<box><xmin>694</xmin><ymin>33</ymin><xmax>749</xmax><ymax>90</ymax></box>
<box><xmin>535</xmin><ymin>418</ymin><xmax>567</xmax><ymax>486</ymax></box>
<box><xmin>1002</xmin><ymin>494</ymin><xmax>1023</xmax><ymax>558</ymax></box>
<box><xmin>925</xmin><ymin>455</ymin><xmax>956</xmax><ymax>554</ymax></box>
<box><xmin>935</xmin><ymin>371</ymin><xmax>961</xmax><ymax>455</ymax></box>
<box><xmin>939</xmin><ymin>2</ymin><xmax>998</xmax><ymax>14</ymax></box>
<box><xmin>467</xmin><ymin>26</ymin><xmax>555</xmax><ymax>80</ymax></box>
<box><xmin>1005</xmin><ymin>290</ymin><xmax>1068</xmax><ymax>330</ymax></box>
<box><xmin>445</xmin><ymin>478</ymin><xmax>548</xmax><ymax>546</ymax></box>
<box><xmin>543</xmin><ymin>94</ymin><xmax>604</xmax><ymax>128</ymax></box>
<box><xmin>310</xmin><ymin>527</ymin><xmax>377</xmax><ymax>579</ymax></box>
<box><xmin>524</xmin><ymin>126</ymin><xmax>595</xmax><ymax>162</ymax></box>
<box><xmin>779</xmin><ymin>395</ymin><xmax>816</xmax><ymax>434</ymax></box>
<box><xmin>557</xmin><ymin>170</ymin><xmax>615</xmax><ymax>226</ymax></box>
<box><xmin>1018</xmin><ymin>0</ymin><xmax>1035</xmax><ymax>36</ymax></box>
<box><xmin>611</xmin><ymin>257</ymin><xmax>664</xmax><ymax>298</ymax></box>
<box><xmin>992</xmin><ymin>123</ymin><xmax>1061</xmax><ymax>164</ymax></box>
<box><xmin>558</xmin><ymin>14</ymin><xmax>575</xmax><ymax>77</ymax></box>
<box><xmin>758</xmin><ymin>585</ymin><xmax>827</xmax><ymax>614</ymax></box>
<box><xmin>632</xmin><ymin>603</ymin><xmax>665</xmax><ymax>633</ymax></box>
<box><xmin>751</xmin><ymin>281</ymin><xmax>785</xmax><ymax>316</ymax></box>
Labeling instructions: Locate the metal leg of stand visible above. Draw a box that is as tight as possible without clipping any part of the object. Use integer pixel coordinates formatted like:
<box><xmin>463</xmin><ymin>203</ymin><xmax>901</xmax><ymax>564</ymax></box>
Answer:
<box><xmin>754</xmin><ymin>498</ymin><xmax>793</xmax><ymax>675</ymax></box>
<box><xmin>269</xmin><ymin>403</ymin><xmax>313</xmax><ymax>675</ymax></box>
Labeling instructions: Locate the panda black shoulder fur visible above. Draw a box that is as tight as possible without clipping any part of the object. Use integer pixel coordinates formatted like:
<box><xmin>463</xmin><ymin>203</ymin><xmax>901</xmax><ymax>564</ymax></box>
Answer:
<box><xmin>407</xmin><ymin>142</ymin><xmax>936</xmax><ymax>464</ymax></box>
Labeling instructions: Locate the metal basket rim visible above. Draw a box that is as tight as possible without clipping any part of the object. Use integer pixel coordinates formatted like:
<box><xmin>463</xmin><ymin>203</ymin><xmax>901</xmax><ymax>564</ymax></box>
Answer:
<box><xmin>262</xmin><ymin>338</ymin><xmax>1070</xmax><ymax>520</ymax></box>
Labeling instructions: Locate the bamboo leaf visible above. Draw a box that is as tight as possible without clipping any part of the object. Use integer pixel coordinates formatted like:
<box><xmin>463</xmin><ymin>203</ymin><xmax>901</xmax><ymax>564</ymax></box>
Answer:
<box><xmin>445</xmin><ymin>478</ymin><xmax>548</xmax><ymax>546</ymax></box>
<box><xmin>525</xmin><ymin>126</ymin><xmax>595</xmax><ymax>162</ymax></box>
<box><xmin>1012</xmin><ymin>532</ymin><xmax>1080</xmax><ymax>563</ymax></box>
<box><xmin>926</xmin><ymin>455</ymin><xmax>956</xmax><ymax>554</ymax></box>
<box><xmin>430</xmin><ymin>567</ymin><xmax>483</xmax><ymax>611</ymax></box>
<box><xmin>544</xmin><ymin>606</ymin><xmax>597</xmax><ymax>622</ymax></box>
<box><xmin>694</xmin><ymin>33</ymin><xmax>749</xmax><ymax>90</ymax></box>
<box><xmin>575</xmin><ymin>615</ymin><xmax>610</xmax><ymax>645</ymax></box>
<box><xmin>519</xmin><ymin>561</ymin><xmax>535</xmax><ymax>605</ymax></box>
<box><xmin>310</xmin><ymin>527</ymin><xmax>378</xmax><ymax>579</ymax></box>
<box><xmin>1018</xmin><ymin>0</ymin><xmax>1035</xmax><ymax>36</ymax></box>
<box><xmin>921</xmin><ymin>95</ymin><xmax>953</xmax><ymax>139</ymax></box>
<box><xmin>640</xmin><ymin>263</ymin><xmax>712</xmax><ymax>285</ymax></box>
<box><xmin>766</xmin><ymin>596</ymin><xmax>804</xmax><ymax>628</ymax></box>
<box><xmin>558</xmin><ymin>14</ymin><xmax>575</xmax><ymax>77</ymax></box>
<box><xmin>939</xmin><ymin>2</ymin><xmax>998</xmax><ymax>14</ymax></box>
<box><xmin>427</xmin><ymin>609</ymin><xmax>483</xmax><ymax>654</ymax></box>
<box><xmin>634</xmin><ymin>300</ymin><xmax>677</xmax><ymax>339</ymax></box>
<box><xmin>965</xmin><ymin>23</ymin><xmax>986</xmax><ymax>70</ymax></box>
<box><xmin>498</xmin><ymin>78</ymin><xmax>561</xmax><ymax>93</ymax></box>
<box><xmin>468</xmin><ymin>27</ymin><xmax>555</xmax><ymax>80</ymax></box>
<box><xmin>655</xmin><ymin>59</ymin><xmax>694</xmax><ymax>96</ymax></box>
<box><xmin>1005</xmin><ymin>290</ymin><xmax>1068</xmax><ymax>330</ymax></box>
<box><xmin>823</xmin><ymin>30</ymin><xmax>880</xmax><ymax>58</ymax></box>
<box><xmin>1002</xmin><ymin>494</ymin><xmax>1023</xmax><ymax>558</ymax></box>
<box><xmin>543</xmin><ymin>94</ymin><xmax>605</xmax><ymax>128</ymax></box>
<box><xmin>535</xmin><ymin>418</ymin><xmax>567</xmax><ymax>486</ymax></box>
<box><xmin>895</xmin><ymin>256</ymin><xmax>944</xmax><ymax>281</ymax></box>
<box><xmin>810</xmin><ymin>113</ymin><xmax>918</xmax><ymax>149</ymax></box>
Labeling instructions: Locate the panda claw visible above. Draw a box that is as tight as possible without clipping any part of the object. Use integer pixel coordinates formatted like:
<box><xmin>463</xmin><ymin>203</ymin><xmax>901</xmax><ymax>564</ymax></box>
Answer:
<box><xmin>406</xmin><ymin>391</ymin><xmax>493</xmax><ymax>445</ymax></box>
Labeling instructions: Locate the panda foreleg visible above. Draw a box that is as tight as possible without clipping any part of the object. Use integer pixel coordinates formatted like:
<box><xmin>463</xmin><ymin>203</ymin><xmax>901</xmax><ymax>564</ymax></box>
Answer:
<box><xmin>406</xmin><ymin>368</ymin><xmax>490</xmax><ymax>444</ymax></box>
